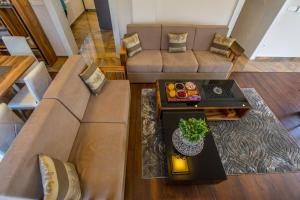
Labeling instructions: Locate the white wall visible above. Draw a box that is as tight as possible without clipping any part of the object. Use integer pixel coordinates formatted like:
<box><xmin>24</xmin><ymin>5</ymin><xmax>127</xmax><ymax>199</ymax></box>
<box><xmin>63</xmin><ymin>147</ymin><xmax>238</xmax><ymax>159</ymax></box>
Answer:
<box><xmin>83</xmin><ymin>0</ymin><xmax>96</xmax><ymax>9</ymax></box>
<box><xmin>231</xmin><ymin>0</ymin><xmax>286</xmax><ymax>59</ymax></box>
<box><xmin>66</xmin><ymin>0</ymin><xmax>85</xmax><ymax>24</ymax></box>
<box><xmin>254</xmin><ymin>0</ymin><xmax>300</xmax><ymax>58</ymax></box>
<box><xmin>132</xmin><ymin>0</ymin><xmax>239</xmax><ymax>25</ymax></box>
<box><xmin>109</xmin><ymin>0</ymin><xmax>132</xmax><ymax>54</ymax></box>
<box><xmin>109</xmin><ymin>0</ymin><xmax>244</xmax><ymax>55</ymax></box>
<box><xmin>29</xmin><ymin>0</ymin><xmax>78</xmax><ymax>56</ymax></box>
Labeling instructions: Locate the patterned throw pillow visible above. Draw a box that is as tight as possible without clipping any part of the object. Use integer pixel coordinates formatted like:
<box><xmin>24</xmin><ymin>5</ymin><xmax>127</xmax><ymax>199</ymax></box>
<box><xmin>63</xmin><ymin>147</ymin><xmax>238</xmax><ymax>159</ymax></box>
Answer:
<box><xmin>39</xmin><ymin>155</ymin><xmax>81</xmax><ymax>200</ymax></box>
<box><xmin>123</xmin><ymin>33</ymin><xmax>142</xmax><ymax>57</ymax></box>
<box><xmin>210</xmin><ymin>33</ymin><xmax>236</xmax><ymax>57</ymax></box>
<box><xmin>80</xmin><ymin>64</ymin><xmax>106</xmax><ymax>96</ymax></box>
<box><xmin>168</xmin><ymin>33</ymin><xmax>188</xmax><ymax>53</ymax></box>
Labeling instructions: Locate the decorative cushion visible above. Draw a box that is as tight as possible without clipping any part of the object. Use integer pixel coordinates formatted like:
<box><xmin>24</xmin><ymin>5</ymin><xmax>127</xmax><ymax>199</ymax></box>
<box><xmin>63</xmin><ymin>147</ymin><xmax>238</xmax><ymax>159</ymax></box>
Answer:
<box><xmin>80</xmin><ymin>64</ymin><xmax>106</xmax><ymax>96</ymax></box>
<box><xmin>210</xmin><ymin>33</ymin><xmax>235</xmax><ymax>57</ymax></box>
<box><xmin>162</xmin><ymin>50</ymin><xmax>199</xmax><ymax>73</ymax></box>
<box><xmin>193</xmin><ymin>25</ymin><xmax>228</xmax><ymax>51</ymax></box>
<box><xmin>194</xmin><ymin>51</ymin><xmax>233</xmax><ymax>73</ymax></box>
<box><xmin>39</xmin><ymin>154</ymin><xmax>81</xmax><ymax>200</ymax></box>
<box><xmin>168</xmin><ymin>33</ymin><xmax>188</xmax><ymax>53</ymax></box>
<box><xmin>161</xmin><ymin>25</ymin><xmax>196</xmax><ymax>50</ymax></box>
<box><xmin>123</xmin><ymin>33</ymin><xmax>142</xmax><ymax>57</ymax></box>
<box><xmin>126</xmin><ymin>50</ymin><xmax>162</xmax><ymax>73</ymax></box>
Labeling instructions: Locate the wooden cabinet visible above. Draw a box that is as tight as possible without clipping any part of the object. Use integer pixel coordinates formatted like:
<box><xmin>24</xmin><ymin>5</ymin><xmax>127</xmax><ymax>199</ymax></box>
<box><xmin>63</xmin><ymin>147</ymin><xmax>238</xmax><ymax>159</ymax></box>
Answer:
<box><xmin>0</xmin><ymin>0</ymin><xmax>57</xmax><ymax>65</ymax></box>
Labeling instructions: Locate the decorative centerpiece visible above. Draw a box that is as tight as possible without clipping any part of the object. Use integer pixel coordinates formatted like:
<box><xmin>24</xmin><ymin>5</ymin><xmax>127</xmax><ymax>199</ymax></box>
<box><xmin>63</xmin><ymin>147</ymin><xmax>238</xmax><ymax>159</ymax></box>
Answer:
<box><xmin>172</xmin><ymin>118</ymin><xmax>209</xmax><ymax>156</ymax></box>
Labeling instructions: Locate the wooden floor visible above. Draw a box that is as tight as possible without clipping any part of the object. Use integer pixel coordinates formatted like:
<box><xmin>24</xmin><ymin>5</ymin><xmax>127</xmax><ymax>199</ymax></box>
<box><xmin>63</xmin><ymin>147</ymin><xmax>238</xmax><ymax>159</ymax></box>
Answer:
<box><xmin>125</xmin><ymin>72</ymin><xmax>300</xmax><ymax>200</ymax></box>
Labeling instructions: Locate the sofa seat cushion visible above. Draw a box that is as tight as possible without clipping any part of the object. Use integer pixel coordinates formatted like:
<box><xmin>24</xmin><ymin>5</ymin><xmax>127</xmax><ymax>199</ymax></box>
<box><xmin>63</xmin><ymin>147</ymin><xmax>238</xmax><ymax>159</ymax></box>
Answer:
<box><xmin>69</xmin><ymin>123</ymin><xmax>128</xmax><ymax>200</ymax></box>
<box><xmin>127</xmin><ymin>50</ymin><xmax>162</xmax><ymax>73</ymax></box>
<box><xmin>194</xmin><ymin>51</ymin><xmax>233</xmax><ymax>73</ymax></box>
<box><xmin>162</xmin><ymin>50</ymin><xmax>198</xmax><ymax>73</ymax></box>
<box><xmin>82</xmin><ymin>80</ymin><xmax>130</xmax><ymax>124</ymax></box>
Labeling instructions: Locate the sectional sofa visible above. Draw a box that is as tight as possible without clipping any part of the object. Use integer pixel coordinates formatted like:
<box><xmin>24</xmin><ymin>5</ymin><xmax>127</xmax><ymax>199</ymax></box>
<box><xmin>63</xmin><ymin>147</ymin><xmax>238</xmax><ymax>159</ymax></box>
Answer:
<box><xmin>0</xmin><ymin>56</ymin><xmax>131</xmax><ymax>199</ymax></box>
<box><xmin>120</xmin><ymin>24</ymin><xmax>243</xmax><ymax>83</ymax></box>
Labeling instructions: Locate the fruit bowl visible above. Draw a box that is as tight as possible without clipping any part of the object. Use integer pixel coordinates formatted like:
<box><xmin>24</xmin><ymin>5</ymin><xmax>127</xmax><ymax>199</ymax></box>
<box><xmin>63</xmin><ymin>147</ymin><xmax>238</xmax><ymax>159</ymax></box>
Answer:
<box><xmin>176</xmin><ymin>90</ymin><xmax>188</xmax><ymax>98</ymax></box>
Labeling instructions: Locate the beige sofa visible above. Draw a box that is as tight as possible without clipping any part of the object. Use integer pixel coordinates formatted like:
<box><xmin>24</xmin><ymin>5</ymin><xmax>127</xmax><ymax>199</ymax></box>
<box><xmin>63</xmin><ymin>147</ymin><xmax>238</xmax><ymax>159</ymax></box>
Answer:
<box><xmin>121</xmin><ymin>24</ymin><xmax>242</xmax><ymax>83</ymax></box>
<box><xmin>0</xmin><ymin>56</ymin><xmax>131</xmax><ymax>199</ymax></box>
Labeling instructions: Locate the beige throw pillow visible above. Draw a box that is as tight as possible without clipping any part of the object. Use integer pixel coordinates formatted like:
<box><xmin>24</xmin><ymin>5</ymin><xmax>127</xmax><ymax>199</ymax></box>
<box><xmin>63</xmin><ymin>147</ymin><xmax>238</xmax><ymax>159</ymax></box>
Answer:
<box><xmin>168</xmin><ymin>33</ymin><xmax>188</xmax><ymax>53</ymax></box>
<box><xmin>210</xmin><ymin>33</ymin><xmax>236</xmax><ymax>57</ymax></box>
<box><xmin>39</xmin><ymin>155</ymin><xmax>81</xmax><ymax>200</ymax></box>
<box><xmin>123</xmin><ymin>33</ymin><xmax>142</xmax><ymax>57</ymax></box>
<box><xmin>80</xmin><ymin>64</ymin><xmax>106</xmax><ymax>96</ymax></box>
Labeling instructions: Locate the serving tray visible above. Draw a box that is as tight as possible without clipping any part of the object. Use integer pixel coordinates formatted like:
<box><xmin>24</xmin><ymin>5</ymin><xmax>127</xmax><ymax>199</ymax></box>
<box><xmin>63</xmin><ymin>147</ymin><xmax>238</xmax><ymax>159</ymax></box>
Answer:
<box><xmin>165</xmin><ymin>82</ymin><xmax>201</xmax><ymax>102</ymax></box>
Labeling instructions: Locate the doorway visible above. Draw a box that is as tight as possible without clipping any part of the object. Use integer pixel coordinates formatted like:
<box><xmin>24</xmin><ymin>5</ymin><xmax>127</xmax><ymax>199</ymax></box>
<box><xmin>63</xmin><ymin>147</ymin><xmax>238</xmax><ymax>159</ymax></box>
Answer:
<box><xmin>70</xmin><ymin>1</ymin><xmax>119</xmax><ymax>66</ymax></box>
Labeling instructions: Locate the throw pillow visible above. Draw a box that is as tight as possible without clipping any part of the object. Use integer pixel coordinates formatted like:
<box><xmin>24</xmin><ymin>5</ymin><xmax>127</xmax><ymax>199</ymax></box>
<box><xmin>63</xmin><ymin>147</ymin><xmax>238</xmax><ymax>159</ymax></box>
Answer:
<box><xmin>210</xmin><ymin>33</ymin><xmax>236</xmax><ymax>57</ymax></box>
<box><xmin>39</xmin><ymin>154</ymin><xmax>81</xmax><ymax>200</ymax></box>
<box><xmin>168</xmin><ymin>33</ymin><xmax>188</xmax><ymax>53</ymax></box>
<box><xmin>123</xmin><ymin>33</ymin><xmax>142</xmax><ymax>57</ymax></box>
<box><xmin>80</xmin><ymin>64</ymin><xmax>106</xmax><ymax>96</ymax></box>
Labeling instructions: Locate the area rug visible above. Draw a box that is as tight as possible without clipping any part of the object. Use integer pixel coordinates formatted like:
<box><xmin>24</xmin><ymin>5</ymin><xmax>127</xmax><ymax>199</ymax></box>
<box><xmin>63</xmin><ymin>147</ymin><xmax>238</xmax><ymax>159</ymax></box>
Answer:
<box><xmin>141</xmin><ymin>88</ymin><xmax>300</xmax><ymax>179</ymax></box>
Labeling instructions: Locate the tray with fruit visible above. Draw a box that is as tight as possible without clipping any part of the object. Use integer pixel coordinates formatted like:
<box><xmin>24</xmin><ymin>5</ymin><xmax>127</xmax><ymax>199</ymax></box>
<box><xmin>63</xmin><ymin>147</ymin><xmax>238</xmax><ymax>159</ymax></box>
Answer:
<box><xmin>165</xmin><ymin>82</ymin><xmax>201</xmax><ymax>102</ymax></box>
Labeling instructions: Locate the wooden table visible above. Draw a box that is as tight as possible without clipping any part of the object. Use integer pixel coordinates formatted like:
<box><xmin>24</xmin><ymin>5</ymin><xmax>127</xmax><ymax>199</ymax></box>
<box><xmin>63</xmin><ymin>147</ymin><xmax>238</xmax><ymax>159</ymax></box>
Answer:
<box><xmin>0</xmin><ymin>56</ymin><xmax>35</xmax><ymax>97</ymax></box>
<box><xmin>156</xmin><ymin>79</ymin><xmax>251</xmax><ymax>120</ymax></box>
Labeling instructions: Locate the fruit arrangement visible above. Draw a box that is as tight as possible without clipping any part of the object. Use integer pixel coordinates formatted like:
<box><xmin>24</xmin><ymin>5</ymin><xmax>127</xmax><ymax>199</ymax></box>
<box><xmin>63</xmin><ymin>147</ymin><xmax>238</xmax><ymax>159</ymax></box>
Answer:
<box><xmin>166</xmin><ymin>82</ymin><xmax>200</xmax><ymax>102</ymax></box>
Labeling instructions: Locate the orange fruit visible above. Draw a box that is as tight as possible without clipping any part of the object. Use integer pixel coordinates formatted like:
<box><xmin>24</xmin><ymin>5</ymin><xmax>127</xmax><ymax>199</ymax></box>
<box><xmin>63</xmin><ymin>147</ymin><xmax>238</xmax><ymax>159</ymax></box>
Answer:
<box><xmin>169</xmin><ymin>90</ymin><xmax>176</xmax><ymax>97</ymax></box>
<box><xmin>168</xmin><ymin>83</ymin><xmax>175</xmax><ymax>91</ymax></box>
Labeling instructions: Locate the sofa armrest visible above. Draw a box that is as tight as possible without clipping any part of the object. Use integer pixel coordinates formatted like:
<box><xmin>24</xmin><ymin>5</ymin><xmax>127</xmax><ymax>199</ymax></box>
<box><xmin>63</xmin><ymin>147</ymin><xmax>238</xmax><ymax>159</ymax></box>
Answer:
<box><xmin>230</xmin><ymin>41</ymin><xmax>245</xmax><ymax>62</ymax></box>
<box><xmin>120</xmin><ymin>42</ymin><xmax>127</xmax><ymax>66</ymax></box>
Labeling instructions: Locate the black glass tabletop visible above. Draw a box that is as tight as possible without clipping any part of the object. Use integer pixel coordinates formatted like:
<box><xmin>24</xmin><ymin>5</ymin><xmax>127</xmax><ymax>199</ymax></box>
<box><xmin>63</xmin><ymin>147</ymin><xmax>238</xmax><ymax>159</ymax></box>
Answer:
<box><xmin>158</xmin><ymin>79</ymin><xmax>251</xmax><ymax>108</ymax></box>
<box><xmin>162</xmin><ymin>110</ymin><xmax>227</xmax><ymax>182</ymax></box>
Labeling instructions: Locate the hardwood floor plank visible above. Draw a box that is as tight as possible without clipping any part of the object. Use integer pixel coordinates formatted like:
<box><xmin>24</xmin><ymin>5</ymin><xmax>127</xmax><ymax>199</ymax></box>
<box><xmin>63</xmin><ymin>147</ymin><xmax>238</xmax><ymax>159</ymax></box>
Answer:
<box><xmin>125</xmin><ymin>73</ymin><xmax>300</xmax><ymax>200</ymax></box>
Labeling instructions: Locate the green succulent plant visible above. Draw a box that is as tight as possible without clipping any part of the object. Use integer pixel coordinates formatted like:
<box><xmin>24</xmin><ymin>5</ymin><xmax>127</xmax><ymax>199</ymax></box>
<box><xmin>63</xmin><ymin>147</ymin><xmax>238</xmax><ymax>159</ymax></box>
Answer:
<box><xmin>179</xmin><ymin>118</ymin><xmax>209</xmax><ymax>143</ymax></box>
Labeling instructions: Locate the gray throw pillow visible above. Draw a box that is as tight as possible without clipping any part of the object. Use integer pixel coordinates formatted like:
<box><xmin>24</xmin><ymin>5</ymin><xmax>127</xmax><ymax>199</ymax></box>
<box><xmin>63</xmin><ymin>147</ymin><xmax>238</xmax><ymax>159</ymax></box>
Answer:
<box><xmin>123</xmin><ymin>33</ymin><xmax>142</xmax><ymax>57</ymax></box>
<box><xmin>168</xmin><ymin>33</ymin><xmax>188</xmax><ymax>53</ymax></box>
<box><xmin>39</xmin><ymin>154</ymin><xmax>81</xmax><ymax>200</ymax></box>
<box><xmin>210</xmin><ymin>33</ymin><xmax>236</xmax><ymax>58</ymax></box>
<box><xmin>80</xmin><ymin>64</ymin><xmax>106</xmax><ymax>95</ymax></box>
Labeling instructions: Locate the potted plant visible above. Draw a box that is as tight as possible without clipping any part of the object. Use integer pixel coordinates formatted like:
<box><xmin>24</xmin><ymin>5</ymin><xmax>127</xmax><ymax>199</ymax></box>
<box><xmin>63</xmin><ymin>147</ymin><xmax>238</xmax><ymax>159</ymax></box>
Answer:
<box><xmin>172</xmin><ymin>118</ymin><xmax>209</xmax><ymax>156</ymax></box>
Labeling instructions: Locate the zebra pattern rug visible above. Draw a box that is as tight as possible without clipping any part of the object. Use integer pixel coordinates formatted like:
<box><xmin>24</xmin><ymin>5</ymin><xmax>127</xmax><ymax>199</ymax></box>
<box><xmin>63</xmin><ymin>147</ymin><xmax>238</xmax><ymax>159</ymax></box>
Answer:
<box><xmin>141</xmin><ymin>88</ymin><xmax>300</xmax><ymax>178</ymax></box>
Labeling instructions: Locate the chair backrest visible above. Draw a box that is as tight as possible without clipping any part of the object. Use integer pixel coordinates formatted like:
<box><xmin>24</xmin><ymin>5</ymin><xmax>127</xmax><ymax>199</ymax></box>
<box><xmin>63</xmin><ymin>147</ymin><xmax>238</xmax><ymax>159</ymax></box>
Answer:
<box><xmin>0</xmin><ymin>103</ymin><xmax>24</xmax><ymax>156</ymax></box>
<box><xmin>2</xmin><ymin>36</ymin><xmax>36</xmax><ymax>58</ymax></box>
<box><xmin>24</xmin><ymin>62</ymin><xmax>52</xmax><ymax>103</ymax></box>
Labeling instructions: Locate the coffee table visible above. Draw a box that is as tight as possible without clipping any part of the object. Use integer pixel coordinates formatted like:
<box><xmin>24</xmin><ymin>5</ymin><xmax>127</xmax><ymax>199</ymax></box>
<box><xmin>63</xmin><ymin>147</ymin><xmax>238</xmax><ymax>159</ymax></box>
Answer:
<box><xmin>156</xmin><ymin>80</ymin><xmax>251</xmax><ymax>120</ymax></box>
<box><xmin>162</xmin><ymin>110</ymin><xmax>226</xmax><ymax>182</ymax></box>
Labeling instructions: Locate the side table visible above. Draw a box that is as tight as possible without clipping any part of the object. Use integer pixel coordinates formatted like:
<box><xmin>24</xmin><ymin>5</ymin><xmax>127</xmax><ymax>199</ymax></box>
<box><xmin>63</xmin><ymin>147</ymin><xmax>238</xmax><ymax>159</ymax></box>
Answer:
<box><xmin>99</xmin><ymin>65</ymin><xmax>127</xmax><ymax>80</ymax></box>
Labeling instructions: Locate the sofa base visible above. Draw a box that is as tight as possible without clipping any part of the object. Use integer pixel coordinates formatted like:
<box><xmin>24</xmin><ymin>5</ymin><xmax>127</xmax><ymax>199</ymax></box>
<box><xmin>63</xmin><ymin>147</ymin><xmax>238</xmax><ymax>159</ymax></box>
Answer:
<box><xmin>127</xmin><ymin>72</ymin><xmax>231</xmax><ymax>83</ymax></box>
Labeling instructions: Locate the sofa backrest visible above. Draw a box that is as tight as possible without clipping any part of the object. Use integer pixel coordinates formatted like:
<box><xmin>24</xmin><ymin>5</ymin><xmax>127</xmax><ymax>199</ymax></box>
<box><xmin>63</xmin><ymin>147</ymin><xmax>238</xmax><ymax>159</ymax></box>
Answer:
<box><xmin>44</xmin><ymin>55</ymin><xmax>90</xmax><ymax>120</ymax></box>
<box><xmin>127</xmin><ymin>24</ymin><xmax>161</xmax><ymax>50</ymax></box>
<box><xmin>0</xmin><ymin>99</ymin><xmax>80</xmax><ymax>199</ymax></box>
<box><xmin>161</xmin><ymin>24</ymin><xmax>196</xmax><ymax>50</ymax></box>
<box><xmin>193</xmin><ymin>25</ymin><xmax>228</xmax><ymax>51</ymax></box>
